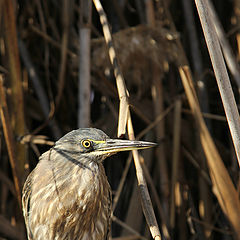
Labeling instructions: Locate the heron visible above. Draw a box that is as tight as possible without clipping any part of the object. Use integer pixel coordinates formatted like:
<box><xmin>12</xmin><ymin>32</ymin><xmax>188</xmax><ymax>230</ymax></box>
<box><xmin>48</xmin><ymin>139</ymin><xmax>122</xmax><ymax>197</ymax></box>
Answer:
<box><xmin>22</xmin><ymin>128</ymin><xmax>156</xmax><ymax>240</ymax></box>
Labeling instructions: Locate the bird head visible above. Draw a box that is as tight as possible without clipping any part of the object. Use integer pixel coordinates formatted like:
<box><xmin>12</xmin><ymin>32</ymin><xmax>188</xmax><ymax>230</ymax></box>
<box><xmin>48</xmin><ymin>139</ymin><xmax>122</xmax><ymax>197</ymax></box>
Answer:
<box><xmin>53</xmin><ymin>128</ymin><xmax>157</xmax><ymax>164</ymax></box>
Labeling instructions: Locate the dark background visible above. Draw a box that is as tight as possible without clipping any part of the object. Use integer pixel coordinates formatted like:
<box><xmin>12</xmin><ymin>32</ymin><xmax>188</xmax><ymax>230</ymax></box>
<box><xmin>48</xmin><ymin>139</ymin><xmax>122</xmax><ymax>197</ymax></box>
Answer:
<box><xmin>0</xmin><ymin>0</ymin><xmax>239</xmax><ymax>239</ymax></box>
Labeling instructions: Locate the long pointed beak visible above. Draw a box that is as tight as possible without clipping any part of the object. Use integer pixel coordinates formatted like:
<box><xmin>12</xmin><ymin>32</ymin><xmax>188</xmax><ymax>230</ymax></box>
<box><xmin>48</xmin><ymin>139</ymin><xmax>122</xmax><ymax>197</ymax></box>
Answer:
<box><xmin>95</xmin><ymin>139</ymin><xmax>157</xmax><ymax>154</ymax></box>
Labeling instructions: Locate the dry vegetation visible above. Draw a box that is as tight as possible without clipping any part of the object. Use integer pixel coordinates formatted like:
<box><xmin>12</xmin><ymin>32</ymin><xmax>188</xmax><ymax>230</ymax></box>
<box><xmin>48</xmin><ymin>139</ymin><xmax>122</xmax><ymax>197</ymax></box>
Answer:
<box><xmin>0</xmin><ymin>0</ymin><xmax>240</xmax><ymax>239</ymax></box>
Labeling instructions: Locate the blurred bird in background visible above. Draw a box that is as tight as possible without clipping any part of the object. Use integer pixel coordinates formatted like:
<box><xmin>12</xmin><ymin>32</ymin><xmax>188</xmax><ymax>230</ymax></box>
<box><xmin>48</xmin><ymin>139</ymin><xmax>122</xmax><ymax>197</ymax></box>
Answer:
<box><xmin>22</xmin><ymin>128</ymin><xmax>156</xmax><ymax>240</ymax></box>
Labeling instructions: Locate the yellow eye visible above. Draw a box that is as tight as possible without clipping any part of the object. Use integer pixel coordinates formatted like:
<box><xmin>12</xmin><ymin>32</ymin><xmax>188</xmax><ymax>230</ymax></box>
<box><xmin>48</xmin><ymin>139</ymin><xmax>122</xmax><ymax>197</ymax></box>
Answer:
<box><xmin>81</xmin><ymin>140</ymin><xmax>92</xmax><ymax>149</ymax></box>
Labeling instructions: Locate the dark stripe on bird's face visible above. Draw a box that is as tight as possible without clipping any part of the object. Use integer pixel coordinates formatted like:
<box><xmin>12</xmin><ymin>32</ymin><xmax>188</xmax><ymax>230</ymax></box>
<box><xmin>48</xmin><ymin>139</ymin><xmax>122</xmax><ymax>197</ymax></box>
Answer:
<box><xmin>52</xmin><ymin>147</ymin><xmax>92</xmax><ymax>171</ymax></box>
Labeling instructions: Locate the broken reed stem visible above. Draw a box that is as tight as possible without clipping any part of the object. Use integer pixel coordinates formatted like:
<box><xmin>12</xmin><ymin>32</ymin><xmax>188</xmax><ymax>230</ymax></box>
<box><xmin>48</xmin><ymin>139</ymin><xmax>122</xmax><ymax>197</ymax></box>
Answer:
<box><xmin>127</xmin><ymin>115</ymin><xmax>161</xmax><ymax>240</ymax></box>
<box><xmin>93</xmin><ymin>0</ymin><xmax>161</xmax><ymax>238</ymax></box>
<box><xmin>30</xmin><ymin>25</ymin><xmax>77</xmax><ymax>58</ymax></box>
<box><xmin>18</xmin><ymin>39</ymin><xmax>62</xmax><ymax>139</ymax></box>
<box><xmin>139</xmin><ymin>156</ymin><xmax>171</xmax><ymax>240</ymax></box>
<box><xmin>112</xmin><ymin>216</ymin><xmax>148</xmax><ymax>240</ymax></box>
<box><xmin>136</xmin><ymin>102</ymin><xmax>175</xmax><ymax>139</ymax></box>
<box><xmin>170</xmin><ymin>99</ymin><xmax>182</xmax><ymax>229</ymax></box>
<box><xmin>112</xmin><ymin>153</ymin><xmax>132</xmax><ymax>212</ymax></box>
<box><xmin>0</xmin><ymin>76</ymin><xmax>22</xmax><ymax>210</ymax></box>
<box><xmin>195</xmin><ymin>0</ymin><xmax>240</xmax><ymax>168</ymax></box>
<box><xmin>182</xmin><ymin>147</ymin><xmax>211</xmax><ymax>185</ymax></box>
<box><xmin>179</xmin><ymin>65</ymin><xmax>240</xmax><ymax>237</ymax></box>
<box><xmin>207</xmin><ymin>0</ymin><xmax>240</xmax><ymax>90</ymax></box>
<box><xmin>3</xmin><ymin>0</ymin><xmax>27</xmax><ymax>179</ymax></box>
<box><xmin>92</xmin><ymin>0</ymin><xmax>128</xmax><ymax>137</ymax></box>
<box><xmin>56</xmin><ymin>0</ymin><xmax>69</xmax><ymax>108</ymax></box>
<box><xmin>78</xmin><ymin>0</ymin><xmax>92</xmax><ymax>128</ymax></box>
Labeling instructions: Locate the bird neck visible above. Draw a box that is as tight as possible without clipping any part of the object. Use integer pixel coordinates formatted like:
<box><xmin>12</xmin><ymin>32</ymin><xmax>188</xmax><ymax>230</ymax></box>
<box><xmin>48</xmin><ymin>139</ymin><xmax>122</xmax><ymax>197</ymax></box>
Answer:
<box><xmin>40</xmin><ymin>148</ymin><xmax>109</xmax><ymax>208</ymax></box>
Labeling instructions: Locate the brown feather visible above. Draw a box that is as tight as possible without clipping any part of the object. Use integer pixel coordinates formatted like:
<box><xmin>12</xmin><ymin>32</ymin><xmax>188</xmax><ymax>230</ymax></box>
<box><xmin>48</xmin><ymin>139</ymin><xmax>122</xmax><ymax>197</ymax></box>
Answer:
<box><xmin>22</xmin><ymin>149</ymin><xmax>111</xmax><ymax>240</ymax></box>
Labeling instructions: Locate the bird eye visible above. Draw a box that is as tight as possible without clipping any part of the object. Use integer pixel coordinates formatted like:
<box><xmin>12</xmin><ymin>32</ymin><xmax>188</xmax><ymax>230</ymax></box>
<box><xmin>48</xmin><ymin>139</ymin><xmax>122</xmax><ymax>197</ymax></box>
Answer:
<box><xmin>81</xmin><ymin>140</ymin><xmax>92</xmax><ymax>149</ymax></box>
